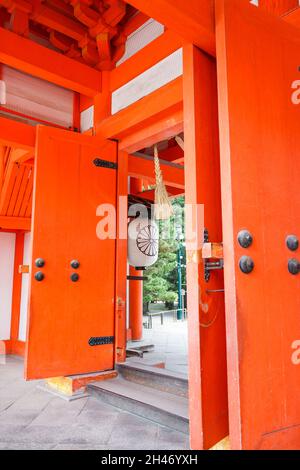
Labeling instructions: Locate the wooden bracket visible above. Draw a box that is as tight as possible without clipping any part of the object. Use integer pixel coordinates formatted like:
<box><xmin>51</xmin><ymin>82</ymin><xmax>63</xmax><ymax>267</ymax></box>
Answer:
<box><xmin>19</xmin><ymin>264</ymin><xmax>29</xmax><ymax>274</ymax></box>
<box><xmin>202</xmin><ymin>242</ymin><xmax>223</xmax><ymax>259</ymax></box>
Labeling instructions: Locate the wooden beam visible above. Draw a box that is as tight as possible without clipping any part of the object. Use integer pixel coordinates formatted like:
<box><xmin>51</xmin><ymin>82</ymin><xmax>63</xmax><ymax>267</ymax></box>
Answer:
<box><xmin>119</xmin><ymin>107</ymin><xmax>183</xmax><ymax>153</ymax></box>
<box><xmin>166</xmin><ymin>186</ymin><xmax>185</xmax><ymax>197</ymax></box>
<box><xmin>128</xmin><ymin>154</ymin><xmax>184</xmax><ymax>189</ymax></box>
<box><xmin>97</xmin><ymin>77</ymin><xmax>183</xmax><ymax>140</ymax></box>
<box><xmin>135</xmin><ymin>186</ymin><xmax>184</xmax><ymax>201</ymax></box>
<box><xmin>158</xmin><ymin>144</ymin><xmax>184</xmax><ymax>163</ymax></box>
<box><xmin>0</xmin><ymin>27</ymin><xmax>102</xmax><ymax>96</ymax></box>
<box><xmin>110</xmin><ymin>30</ymin><xmax>183</xmax><ymax>91</ymax></box>
<box><xmin>125</xmin><ymin>0</ymin><xmax>216</xmax><ymax>56</ymax></box>
<box><xmin>0</xmin><ymin>116</ymin><xmax>35</xmax><ymax>150</ymax></box>
<box><xmin>0</xmin><ymin>216</ymin><xmax>31</xmax><ymax>230</ymax></box>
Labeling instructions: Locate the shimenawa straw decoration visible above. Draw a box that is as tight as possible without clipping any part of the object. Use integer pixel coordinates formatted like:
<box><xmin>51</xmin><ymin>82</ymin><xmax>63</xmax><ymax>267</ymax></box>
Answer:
<box><xmin>154</xmin><ymin>144</ymin><xmax>173</xmax><ymax>220</ymax></box>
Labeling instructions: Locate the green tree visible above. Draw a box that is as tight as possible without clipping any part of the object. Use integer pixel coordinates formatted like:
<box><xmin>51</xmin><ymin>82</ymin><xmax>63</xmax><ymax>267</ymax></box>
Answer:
<box><xmin>162</xmin><ymin>291</ymin><xmax>178</xmax><ymax>310</ymax></box>
<box><xmin>144</xmin><ymin>276</ymin><xmax>168</xmax><ymax>304</ymax></box>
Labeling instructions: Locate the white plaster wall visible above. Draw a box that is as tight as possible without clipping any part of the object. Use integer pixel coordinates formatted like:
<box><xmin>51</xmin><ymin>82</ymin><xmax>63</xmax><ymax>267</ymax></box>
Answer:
<box><xmin>80</xmin><ymin>105</ymin><xmax>94</xmax><ymax>133</ymax></box>
<box><xmin>117</xmin><ymin>19</ymin><xmax>164</xmax><ymax>66</ymax></box>
<box><xmin>18</xmin><ymin>232</ymin><xmax>31</xmax><ymax>342</ymax></box>
<box><xmin>2</xmin><ymin>66</ymin><xmax>73</xmax><ymax>128</ymax></box>
<box><xmin>112</xmin><ymin>48</ymin><xmax>182</xmax><ymax>114</ymax></box>
<box><xmin>0</xmin><ymin>233</ymin><xmax>16</xmax><ymax>340</ymax></box>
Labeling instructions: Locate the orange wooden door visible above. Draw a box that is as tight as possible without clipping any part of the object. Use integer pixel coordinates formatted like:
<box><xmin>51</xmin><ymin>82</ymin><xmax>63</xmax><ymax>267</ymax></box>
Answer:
<box><xmin>25</xmin><ymin>126</ymin><xmax>117</xmax><ymax>380</ymax></box>
<box><xmin>216</xmin><ymin>0</ymin><xmax>300</xmax><ymax>449</ymax></box>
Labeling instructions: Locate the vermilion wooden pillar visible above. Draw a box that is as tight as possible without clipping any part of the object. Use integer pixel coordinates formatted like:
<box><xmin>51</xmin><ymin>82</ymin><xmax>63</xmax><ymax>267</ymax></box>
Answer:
<box><xmin>7</xmin><ymin>231</ymin><xmax>25</xmax><ymax>356</ymax></box>
<box><xmin>10</xmin><ymin>232</ymin><xmax>24</xmax><ymax>342</ymax></box>
<box><xmin>129</xmin><ymin>267</ymin><xmax>143</xmax><ymax>341</ymax></box>
<box><xmin>183</xmin><ymin>44</ymin><xmax>228</xmax><ymax>450</ymax></box>
<box><xmin>94</xmin><ymin>71</ymin><xmax>111</xmax><ymax>125</ymax></box>
<box><xmin>129</xmin><ymin>177</ymin><xmax>144</xmax><ymax>341</ymax></box>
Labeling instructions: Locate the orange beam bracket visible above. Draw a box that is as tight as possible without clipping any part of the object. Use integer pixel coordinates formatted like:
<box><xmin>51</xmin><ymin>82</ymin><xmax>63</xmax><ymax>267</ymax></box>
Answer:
<box><xmin>120</xmin><ymin>107</ymin><xmax>183</xmax><ymax>154</ymax></box>
<box><xmin>97</xmin><ymin>77</ymin><xmax>183</xmax><ymax>141</ymax></box>
<box><xmin>125</xmin><ymin>0</ymin><xmax>216</xmax><ymax>56</ymax></box>
<box><xmin>128</xmin><ymin>154</ymin><xmax>184</xmax><ymax>189</ymax></box>
<box><xmin>0</xmin><ymin>216</ymin><xmax>31</xmax><ymax>230</ymax></box>
<box><xmin>0</xmin><ymin>27</ymin><xmax>102</xmax><ymax>96</ymax></box>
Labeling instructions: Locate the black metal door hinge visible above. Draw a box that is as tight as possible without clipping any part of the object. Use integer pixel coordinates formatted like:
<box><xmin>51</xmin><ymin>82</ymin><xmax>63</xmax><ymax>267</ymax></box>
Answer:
<box><xmin>89</xmin><ymin>336</ymin><xmax>114</xmax><ymax>346</ymax></box>
<box><xmin>93</xmin><ymin>158</ymin><xmax>117</xmax><ymax>170</ymax></box>
<box><xmin>127</xmin><ymin>275</ymin><xmax>147</xmax><ymax>281</ymax></box>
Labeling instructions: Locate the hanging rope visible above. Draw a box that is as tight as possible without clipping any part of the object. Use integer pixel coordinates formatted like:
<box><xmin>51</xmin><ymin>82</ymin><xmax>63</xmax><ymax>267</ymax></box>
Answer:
<box><xmin>175</xmin><ymin>135</ymin><xmax>184</xmax><ymax>151</ymax></box>
<box><xmin>154</xmin><ymin>144</ymin><xmax>173</xmax><ymax>220</ymax></box>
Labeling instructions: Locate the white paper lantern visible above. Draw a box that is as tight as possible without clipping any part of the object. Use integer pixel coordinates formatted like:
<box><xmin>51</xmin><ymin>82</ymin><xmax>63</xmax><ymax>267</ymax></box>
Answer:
<box><xmin>128</xmin><ymin>218</ymin><xmax>159</xmax><ymax>268</ymax></box>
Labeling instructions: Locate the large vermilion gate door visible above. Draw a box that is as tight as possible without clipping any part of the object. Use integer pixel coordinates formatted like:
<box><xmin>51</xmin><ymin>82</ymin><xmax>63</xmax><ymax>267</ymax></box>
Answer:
<box><xmin>25</xmin><ymin>126</ymin><xmax>117</xmax><ymax>380</ymax></box>
<box><xmin>216</xmin><ymin>0</ymin><xmax>300</xmax><ymax>449</ymax></box>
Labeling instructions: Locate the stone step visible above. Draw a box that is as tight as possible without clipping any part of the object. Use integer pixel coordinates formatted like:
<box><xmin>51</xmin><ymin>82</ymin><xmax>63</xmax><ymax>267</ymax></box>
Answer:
<box><xmin>88</xmin><ymin>376</ymin><xmax>189</xmax><ymax>434</ymax></box>
<box><xmin>116</xmin><ymin>361</ymin><xmax>188</xmax><ymax>398</ymax></box>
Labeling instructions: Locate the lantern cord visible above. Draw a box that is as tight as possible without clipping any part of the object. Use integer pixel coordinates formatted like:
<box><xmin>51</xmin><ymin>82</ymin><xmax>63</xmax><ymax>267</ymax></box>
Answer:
<box><xmin>154</xmin><ymin>144</ymin><xmax>173</xmax><ymax>220</ymax></box>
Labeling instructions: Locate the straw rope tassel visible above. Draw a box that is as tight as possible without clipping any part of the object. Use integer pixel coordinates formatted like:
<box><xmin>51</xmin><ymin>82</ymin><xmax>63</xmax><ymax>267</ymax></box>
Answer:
<box><xmin>154</xmin><ymin>144</ymin><xmax>173</xmax><ymax>220</ymax></box>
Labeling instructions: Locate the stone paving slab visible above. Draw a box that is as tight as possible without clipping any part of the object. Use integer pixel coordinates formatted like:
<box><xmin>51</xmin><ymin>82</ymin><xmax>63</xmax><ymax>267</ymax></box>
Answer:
<box><xmin>138</xmin><ymin>319</ymin><xmax>188</xmax><ymax>375</ymax></box>
<box><xmin>29</xmin><ymin>396</ymin><xmax>88</xmax><ymax>427</ymax></box>
<box><xmin>0</xmin><ymin>442</ymin><xmax>56</xmax><ymax>450</ymax></box>
<box><xmin>0</xmin><ymin>356</ymin><xmax>189</xmax><ymax>450</ymax></box>
<box><xmin>56</xmin><ymin>423</ymin><xmax>116</xmax><ymax>446</ymax></box>
<box><xmin>107</xmin><ymin>423</ymin><xmax>159</xmax><ymax>450</ymax></box>
<box><xmin>53</xmin><ymin>444</ymin><xmax>108</xmax><ymax>450</ymax></box>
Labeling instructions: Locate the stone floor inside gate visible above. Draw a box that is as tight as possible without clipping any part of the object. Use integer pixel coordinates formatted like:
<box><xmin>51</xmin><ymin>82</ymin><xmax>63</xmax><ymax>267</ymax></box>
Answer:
<box><xmin>0</xmin><ymin>320</ymin><xmax>189</xmax><ymax>450</ymax></box>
